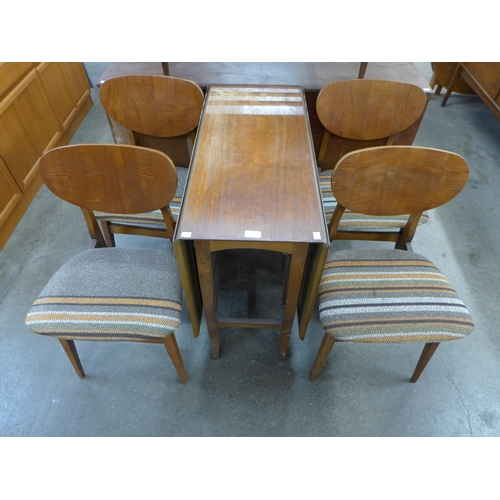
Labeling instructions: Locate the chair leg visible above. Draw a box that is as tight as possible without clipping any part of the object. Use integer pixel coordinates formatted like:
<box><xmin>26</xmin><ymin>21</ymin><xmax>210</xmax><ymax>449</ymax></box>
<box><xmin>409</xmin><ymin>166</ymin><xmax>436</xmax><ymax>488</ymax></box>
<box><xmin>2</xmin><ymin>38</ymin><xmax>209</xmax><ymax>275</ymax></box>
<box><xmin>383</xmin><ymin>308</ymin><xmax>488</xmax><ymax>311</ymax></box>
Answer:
<box><xmin>59</xmin><ymin>339</ymin><xmax>85</xmax><ymax>378</ymax></box>
<box><xmin>100</xmin><ymin>220</ymin><xmax>116</xmax><ymax>247</ymax></box>
<box><xmin>410</xmin><ymin>342</ymin><xmax>440</xmax><ymax>383</ymax></box>
<box><xmin>309</xmin><ymin>333</ymin><xmax>336</xmax><ymax>381</ymax></box>
<box><xmin>163</xmin><ymin>333</ymin><xmax>188</xmax><ymax>384</ymax></box>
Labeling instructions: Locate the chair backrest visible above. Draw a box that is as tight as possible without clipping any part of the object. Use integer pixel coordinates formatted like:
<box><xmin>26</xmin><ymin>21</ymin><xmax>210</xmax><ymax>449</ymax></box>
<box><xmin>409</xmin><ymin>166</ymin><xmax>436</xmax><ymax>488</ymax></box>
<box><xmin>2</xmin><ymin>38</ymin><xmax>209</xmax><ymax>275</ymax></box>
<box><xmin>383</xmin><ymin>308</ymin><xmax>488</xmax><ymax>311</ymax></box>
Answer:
<box><xmin>100</xmin><ymin>74</ymin><xmax>205</xmax><ymax>167</ymax></box>
<box><xmin>38</xmin><ymin>144</ymin><xmax>178</xmax><ymax>245</ymax></box>
<box><xmin>316</xmin><ymin>79</ymin><xmax>427</xmax><ymax>170</ymax></box>
<box><xmin>329</xmin><ymin>146</ymin><xmax>469</xmax><ymax>238</ymax></box>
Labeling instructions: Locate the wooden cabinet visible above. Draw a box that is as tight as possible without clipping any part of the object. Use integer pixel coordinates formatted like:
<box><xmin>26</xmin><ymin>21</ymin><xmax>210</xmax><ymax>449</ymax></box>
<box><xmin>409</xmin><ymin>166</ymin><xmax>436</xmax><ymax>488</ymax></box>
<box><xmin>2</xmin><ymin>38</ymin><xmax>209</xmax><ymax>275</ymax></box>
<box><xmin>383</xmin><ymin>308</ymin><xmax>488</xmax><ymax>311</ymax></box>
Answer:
<box><xmin>0</xmin><ymin>62</ymin><xmax>92</xmax><ymax>249</ymax></box>
<box><xmin>0</xmin><ymin>102</ymin><xmax>41</xmax><ymax>190</ymax></box>
<box><xmin>0</xmin><ymin>156</ymin><xmax>22</xmax><ymax>229</ymax></box>
<box><xmin>463</xmin><ymin>63</ymin><xmax>500</xmax><ymax>102</ymax></box>
<box><xmin>12</xmin><ymin>70</ymin><xmax>60</xmax><ymax>156</ymax></box>
<box><xmin>37</xmin><ymin>62</ymin><xmax>90</xmax><ymax>132</ymax></box>
<box><xmin>442</xmin><ymin>63</ymin><xmax>500</xmax><ymax>119</ymax></box>
<box><xmin>0</xmin><ymin>62</ymin><xmax>34</xmax><ymax>96</ymax></box>
<box><xmin>430</xmin><ymin>62</ymin><xmax>474</xmax><ymax>95</ymax></box>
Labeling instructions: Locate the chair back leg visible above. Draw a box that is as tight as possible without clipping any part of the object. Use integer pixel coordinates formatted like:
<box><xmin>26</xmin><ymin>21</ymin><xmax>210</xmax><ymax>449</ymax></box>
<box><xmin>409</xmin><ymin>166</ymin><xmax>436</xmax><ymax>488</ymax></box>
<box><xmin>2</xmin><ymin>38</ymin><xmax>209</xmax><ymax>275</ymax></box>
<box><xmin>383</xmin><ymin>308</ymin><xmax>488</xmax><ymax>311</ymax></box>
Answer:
<box><xmin>59</xmin><ymin>339</ymin><xmax>85</xmax><ymax>378</ymax></box>
<box><xmin>100</xmin><ymin>220</ymin><xmax>116</xmax><ymax>247</ymax></box>
<box><xmin>410</xmin><ymin>342</ymin><xmax>440</xmax><ymax>383</ymax></box>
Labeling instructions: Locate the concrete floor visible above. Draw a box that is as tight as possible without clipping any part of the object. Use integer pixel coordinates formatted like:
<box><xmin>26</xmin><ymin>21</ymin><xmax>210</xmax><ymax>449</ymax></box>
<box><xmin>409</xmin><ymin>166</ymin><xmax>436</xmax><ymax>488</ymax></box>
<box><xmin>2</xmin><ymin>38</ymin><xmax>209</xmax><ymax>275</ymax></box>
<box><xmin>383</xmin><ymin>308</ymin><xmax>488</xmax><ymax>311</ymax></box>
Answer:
<box><xmin>1</xmin><ymin>63</ymin><xmax>500</xmax><ymax>438</ymax></box>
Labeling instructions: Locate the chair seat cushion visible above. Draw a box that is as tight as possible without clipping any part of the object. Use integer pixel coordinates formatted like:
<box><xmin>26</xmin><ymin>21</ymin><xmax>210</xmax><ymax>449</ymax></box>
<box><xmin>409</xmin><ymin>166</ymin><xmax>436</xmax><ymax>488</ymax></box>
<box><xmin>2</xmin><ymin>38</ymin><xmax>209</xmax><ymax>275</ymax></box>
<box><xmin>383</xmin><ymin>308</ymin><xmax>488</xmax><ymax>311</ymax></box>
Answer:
<box><xmin>26</xmin><ymin>248</ymin><xmax>183</xmax><ymax>341</ymax></box>
<box><xmin>318</xmin><ymin>249</ymin><xmax>474</xmax><ymax>343</ymax></box>
<box><xmin>95</xmin><ymin>166</ymin><xmax>187</xmax><ymax>225</ymax></box>
<box><xmin>319</xmin><ymin>170</ymin><xmax>430</xmax><ymax>229</ymax></box>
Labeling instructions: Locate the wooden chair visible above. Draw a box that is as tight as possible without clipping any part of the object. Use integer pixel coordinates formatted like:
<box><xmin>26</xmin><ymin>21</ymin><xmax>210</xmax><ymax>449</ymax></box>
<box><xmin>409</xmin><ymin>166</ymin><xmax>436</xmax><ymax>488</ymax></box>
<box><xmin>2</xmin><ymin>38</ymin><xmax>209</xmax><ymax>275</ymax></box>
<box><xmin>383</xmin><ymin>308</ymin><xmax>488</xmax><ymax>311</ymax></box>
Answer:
<box><xmin>99</xmin><ymin>74</ymin><xmax>205</xmax><ymax>246</ymax></box>
<box><xmin>316</xmin><ymin>79</ymin><xmax>429</xmax><ymax>250</ymax></box>
<box><xmin>25</xmin><ymin>144</ymin><xmax>189</xmax><ymax>384</ymax></box>
<box><xmin>308</xmin><ymin>146</ymin><xmax>474</xmax><ymax>382</ymax></box>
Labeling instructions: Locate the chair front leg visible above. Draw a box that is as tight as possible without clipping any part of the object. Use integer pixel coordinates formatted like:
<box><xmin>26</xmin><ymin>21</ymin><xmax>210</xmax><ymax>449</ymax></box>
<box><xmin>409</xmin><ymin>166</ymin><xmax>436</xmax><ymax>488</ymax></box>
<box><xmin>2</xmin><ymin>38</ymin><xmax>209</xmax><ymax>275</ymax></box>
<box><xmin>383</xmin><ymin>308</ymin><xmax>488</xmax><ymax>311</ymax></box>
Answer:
<box><xmin>309</xmin><ymin>333</ymin><xmax>336</xmax><ymax>381</ymax></box>
<box><xmin>59</xmin><ymin>339</ymin><xmax>85</xmax><ymax>378</ymax></box>
<box><xmin>410</xmin><ymin>342</ymin><xmax>440</xmax><ymax>383</ymax></box>
<box><xmin>163</xmin><ymin>333</ymin><xmax>188</xmax><ymax>384</ymax></box>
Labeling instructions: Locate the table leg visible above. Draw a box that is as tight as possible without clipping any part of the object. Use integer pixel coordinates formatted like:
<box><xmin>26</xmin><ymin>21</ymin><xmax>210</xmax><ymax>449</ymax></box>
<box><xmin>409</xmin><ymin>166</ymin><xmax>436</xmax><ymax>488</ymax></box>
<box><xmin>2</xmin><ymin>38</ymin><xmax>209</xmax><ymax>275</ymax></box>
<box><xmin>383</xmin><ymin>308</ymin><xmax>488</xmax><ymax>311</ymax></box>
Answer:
<box><xmin>297</xmin><ymin>243</ymin><xmax>329</xmax><ymax>340</ymax></box>
<box><xmin>278</xmin><ymin>242</ymin><xmax>309</xmax><ymax>361</ymax></box>
<box><xmin>194</xmin><ymin>240</ymin><xmax>221</xmax><ymax>358</ymax></box>
<box><xmin>174</xmin><ymin>240</ymin><xmax>202</xmax><ymax>338</ymax></box>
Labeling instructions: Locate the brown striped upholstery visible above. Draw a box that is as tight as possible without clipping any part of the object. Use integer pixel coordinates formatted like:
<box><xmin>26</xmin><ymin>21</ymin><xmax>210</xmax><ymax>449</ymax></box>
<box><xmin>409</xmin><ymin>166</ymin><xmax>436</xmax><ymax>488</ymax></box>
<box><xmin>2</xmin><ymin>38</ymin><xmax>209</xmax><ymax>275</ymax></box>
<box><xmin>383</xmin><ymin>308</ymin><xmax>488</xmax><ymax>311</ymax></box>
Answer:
<box><xmin>26</xmin><ymin>248</ymin><xmax>183</xmax><ymax>341</ymax></box>
<box><xmin>319</xmin><ymin>169</ymin><xmax>430</xmax><ymax>229</ymax></box>
<box><xmin>319</xmin><ymin>249</ymin><xmax>473</xmax><ymax>343</ymax></box>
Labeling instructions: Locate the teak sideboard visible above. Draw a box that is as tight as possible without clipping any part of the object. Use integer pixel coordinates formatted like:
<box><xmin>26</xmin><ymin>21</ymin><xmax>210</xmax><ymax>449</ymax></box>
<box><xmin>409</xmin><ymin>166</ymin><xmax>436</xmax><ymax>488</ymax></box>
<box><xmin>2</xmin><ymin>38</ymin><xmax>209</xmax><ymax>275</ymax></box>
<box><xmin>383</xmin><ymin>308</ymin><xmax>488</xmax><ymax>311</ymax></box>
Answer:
<box><xmin>441</xmin><ymin>62</ymin><xmax>500</xmax><ymax>119</ymax></box>
<box><xmin>0</xmin><ymin>62</ymin><xmax>92</xmax><ymax>250</ymax></box>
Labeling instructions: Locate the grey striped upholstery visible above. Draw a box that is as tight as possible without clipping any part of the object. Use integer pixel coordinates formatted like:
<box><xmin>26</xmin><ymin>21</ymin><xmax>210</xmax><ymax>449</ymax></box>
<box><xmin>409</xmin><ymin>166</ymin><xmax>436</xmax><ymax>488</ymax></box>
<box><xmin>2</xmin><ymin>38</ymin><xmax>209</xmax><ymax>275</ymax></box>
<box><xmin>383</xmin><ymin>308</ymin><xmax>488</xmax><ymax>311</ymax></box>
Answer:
<box><xmin>319</xmin><ymin>170</ymin><xmax>430</xmax><ymax>228</ymax></box>
<box><xmin>318</xmin><ymin>249</ymin><xmax>474</xmax><ymax>343</ymax></box>
<box><xmin>95</xmin><ymin>166</ymin><xmax>187</xmax><ymax>225</ymax></box>
<box><xmin>26</xmin><ymin>248</ymin><xmax>183</xmax><ymax>341</ymax></box>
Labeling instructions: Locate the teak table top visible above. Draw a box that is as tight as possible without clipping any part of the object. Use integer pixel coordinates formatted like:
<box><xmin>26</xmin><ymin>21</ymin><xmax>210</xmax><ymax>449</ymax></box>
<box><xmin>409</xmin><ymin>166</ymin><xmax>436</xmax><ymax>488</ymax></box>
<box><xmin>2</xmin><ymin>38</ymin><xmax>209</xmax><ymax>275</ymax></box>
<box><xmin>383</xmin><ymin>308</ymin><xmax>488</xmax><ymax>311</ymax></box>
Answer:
<box><xmin>175</xmin><ymin>84</ymin><xmax>328</xmax><ymax>245</ymax></box>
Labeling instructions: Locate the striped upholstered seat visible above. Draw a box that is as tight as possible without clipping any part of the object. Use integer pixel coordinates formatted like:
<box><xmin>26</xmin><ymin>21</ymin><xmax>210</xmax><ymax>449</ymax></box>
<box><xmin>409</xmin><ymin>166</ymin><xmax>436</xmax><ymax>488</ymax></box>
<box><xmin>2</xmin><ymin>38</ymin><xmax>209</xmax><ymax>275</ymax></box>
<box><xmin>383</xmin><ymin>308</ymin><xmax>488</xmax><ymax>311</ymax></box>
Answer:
<box><xmin>319</xmin><ymin>170</ymin><xmax>430</xmax><ymax>229</ymax></box>
<box><xmin>318</xmin><ymin>249</ymin><xmax>473</xmax><ymax>343</ymax></box>
<box><xmin>26</xmin><ymin>248</ymin><xmax>183</xmax><ymax>342</ymax></box>
<box><xmin>95</xmin><ymin>166</ymin><xmax>187</xmax><ymax>226</ymax></box>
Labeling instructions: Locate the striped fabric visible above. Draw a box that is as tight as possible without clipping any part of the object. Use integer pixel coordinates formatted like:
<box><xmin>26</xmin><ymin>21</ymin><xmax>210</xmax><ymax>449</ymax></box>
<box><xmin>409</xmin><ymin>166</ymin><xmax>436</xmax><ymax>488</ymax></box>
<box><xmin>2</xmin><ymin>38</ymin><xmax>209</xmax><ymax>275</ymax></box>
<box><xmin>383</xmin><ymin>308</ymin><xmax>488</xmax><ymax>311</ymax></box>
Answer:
<box><xmin>26</xmin><ymin>248</ymin><xmax>183</xmax><ymax>341</ymax></box>
<box><xmin>95</xmin><ymin>166</ymin><xmax>187</xmax><ymax>225</ymax></box>
<box><xmin>319</xmin><ymin>170</ymin><xmax>430</xmax><ymax>229</ymax></box>
<box><xmin>318</xmin><ymin>249</ymin><xmax>473</xmax><ymax>343</ymax></box>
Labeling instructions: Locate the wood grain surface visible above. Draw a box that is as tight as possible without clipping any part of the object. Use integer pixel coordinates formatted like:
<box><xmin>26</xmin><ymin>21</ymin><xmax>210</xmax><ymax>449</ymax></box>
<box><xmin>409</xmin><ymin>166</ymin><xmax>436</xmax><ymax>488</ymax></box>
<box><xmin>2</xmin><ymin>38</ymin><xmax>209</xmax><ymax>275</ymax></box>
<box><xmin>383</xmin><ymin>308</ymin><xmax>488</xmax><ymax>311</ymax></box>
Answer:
<box><xmin>176</xmin><ymin>85</ymin><xmax>327</xmax><ymax>244</ymax></box>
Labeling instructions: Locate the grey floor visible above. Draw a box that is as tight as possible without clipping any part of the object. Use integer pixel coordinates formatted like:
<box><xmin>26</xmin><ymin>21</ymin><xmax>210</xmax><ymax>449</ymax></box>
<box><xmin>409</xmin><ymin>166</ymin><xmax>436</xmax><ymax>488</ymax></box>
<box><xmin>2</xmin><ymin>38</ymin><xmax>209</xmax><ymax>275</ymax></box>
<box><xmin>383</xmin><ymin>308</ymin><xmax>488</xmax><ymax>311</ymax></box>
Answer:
<box><xmin>1</xmin><ymin>62</ymin><xmax>500</xmax><ymax>438</ymax></box>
